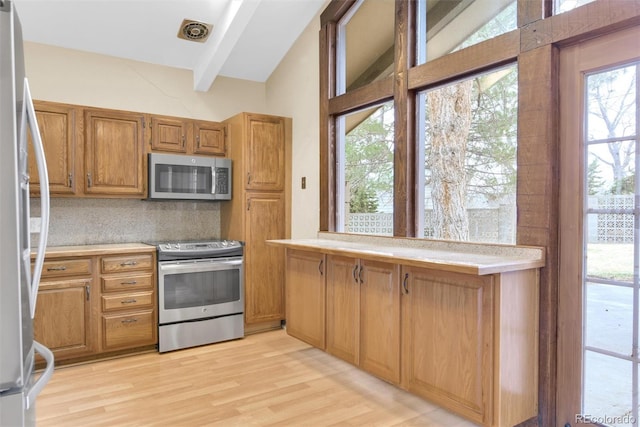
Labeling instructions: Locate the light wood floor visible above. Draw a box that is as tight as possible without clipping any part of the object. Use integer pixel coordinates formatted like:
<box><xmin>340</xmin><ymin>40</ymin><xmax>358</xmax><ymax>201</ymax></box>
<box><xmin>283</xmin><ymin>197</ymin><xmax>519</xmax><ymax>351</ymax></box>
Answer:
<box><xmin>36</xmin><ymin>329</ymin><xmax>479</xmax><ymax>426</ymax></box>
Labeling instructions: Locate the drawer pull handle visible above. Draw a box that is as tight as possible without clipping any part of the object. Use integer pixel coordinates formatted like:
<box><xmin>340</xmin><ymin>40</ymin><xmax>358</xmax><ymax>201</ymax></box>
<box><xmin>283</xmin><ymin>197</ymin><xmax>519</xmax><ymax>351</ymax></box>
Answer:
<box><xmin>120</xmin><ymin>280</ymin><xmax>138</xmax><ymax>285</ymax></box>
<box><xmin>120</xmin><ymin>261</ymin><xmax>138</xmax><ymax>267</ymax></box>
<box><xmin>121</xmin><ymin>299</ymin><xmax>137</xmax><ymax>304</ymax></box>
<box><xmin>121</xmin><ymin>318</ymin><xmax>138</xmax><ymax>324</ymax></box>
<box><xmin>47</xmin><ymin>266</ymin><xmax>67</xmax><ymax>271</ymax></box>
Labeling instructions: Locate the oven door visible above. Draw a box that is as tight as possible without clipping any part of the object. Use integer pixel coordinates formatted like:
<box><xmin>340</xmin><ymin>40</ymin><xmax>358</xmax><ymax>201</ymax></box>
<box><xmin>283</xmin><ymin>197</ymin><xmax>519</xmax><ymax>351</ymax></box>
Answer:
<box><xmin>158</xmin><ymin>257</ymin><xmax>243</xmax><ymax>324</ymax></box>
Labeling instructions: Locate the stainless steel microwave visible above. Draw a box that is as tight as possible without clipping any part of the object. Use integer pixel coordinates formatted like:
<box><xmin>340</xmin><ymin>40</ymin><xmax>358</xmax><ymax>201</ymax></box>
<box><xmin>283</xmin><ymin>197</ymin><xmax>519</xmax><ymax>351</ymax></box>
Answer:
<box><xmin>148</xmin><ymin>153</ymin><xmax>232</xmax><ymax>201</ymax></box>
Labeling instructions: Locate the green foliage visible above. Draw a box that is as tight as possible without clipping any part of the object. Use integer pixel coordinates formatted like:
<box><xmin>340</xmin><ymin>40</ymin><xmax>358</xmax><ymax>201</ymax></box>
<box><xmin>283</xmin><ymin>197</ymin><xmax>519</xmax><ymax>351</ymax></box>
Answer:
<box><xmin>465</xmin><ymin>66</ymin><xmax>518</xmax><ymax>201</ymax></box>
<box><xmin>349</xmin><ymin>187</ymin><xmax>379</xmax><ymax>213</ymax></box>
<box><xmin>344</xmin><ymin>102</ymin><xmax>394</xmax><ymax>212</ymax></box>
<box><xmin>587</xmin><ymin>158</ymin><xmax>606</xmax><ymax>195</ymax></box>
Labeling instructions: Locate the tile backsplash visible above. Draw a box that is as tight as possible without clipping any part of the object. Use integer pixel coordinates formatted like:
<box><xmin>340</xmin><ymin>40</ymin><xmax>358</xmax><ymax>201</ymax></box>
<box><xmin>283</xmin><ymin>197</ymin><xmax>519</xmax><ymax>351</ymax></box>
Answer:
<box><xmin>30</xmin><ymin>198</ymin><xmax>221</xmax><ymax>246</ymax></box>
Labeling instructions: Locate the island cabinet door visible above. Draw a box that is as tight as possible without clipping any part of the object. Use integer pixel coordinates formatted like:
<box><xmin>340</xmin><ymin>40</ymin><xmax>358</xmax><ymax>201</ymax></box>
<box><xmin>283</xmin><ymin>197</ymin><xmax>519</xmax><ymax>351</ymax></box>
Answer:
<box><xmin>285</xmin><ymin>249</ymin><xmax>326</xmax><ymax>349</ymax></box>
<box><xmin>325</xmin><ymin>255</ymin><xmax>360</xmax><ymax>365</ymax></box>
<box><xmin>358</xmin><ymin>259</ymin><xmax>400</xmax><ymax>384</ymax></box>
<box><xmin>400</xmin><ymin>266</ymin><xmax>494</xmax><ymax>426</ymax></box>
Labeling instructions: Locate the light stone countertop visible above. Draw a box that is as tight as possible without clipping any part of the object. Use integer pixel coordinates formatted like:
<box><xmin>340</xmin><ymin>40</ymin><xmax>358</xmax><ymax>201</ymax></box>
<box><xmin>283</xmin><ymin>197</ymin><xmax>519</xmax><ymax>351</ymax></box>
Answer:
<box><xmin>268</xmin><ymin>232</ymin><xmax>545</xmax><ymax>275</ymax></box>
<box><xmin>32</xmin><ymin>242</ymin><xmax>156</xmax><ymax>259</ymax></box>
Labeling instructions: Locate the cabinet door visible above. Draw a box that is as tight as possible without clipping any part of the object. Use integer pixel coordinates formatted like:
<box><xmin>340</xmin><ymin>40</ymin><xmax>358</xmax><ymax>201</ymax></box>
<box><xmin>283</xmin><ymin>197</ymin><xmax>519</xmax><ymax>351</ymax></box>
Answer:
<box><xmin>84</xmin><ymin>109</ymin><xmax>145</xmax><ymax>196</ymax></box>
<box><xmin>33</xmin><ymin>278</ymin><xmax>94</xmax><ymax>361</ymax></box>
<box><xmin>285</xmin><ymin>249</ymin><xmax>325</xmax><ymax>348</ymax></box>
<box><xmin>193</xmin><ymin>121</ymin><xmax>225</xmax><ymax>156</ymax></box>
<box><xmin>325</xmin><ymin>255</ymin><xmax>359</xmax><ymax>365</ymax></box>
<box><xmin>401</xmin><ymin>267</ymin><xmax>493</xmax><ymax>425</ymax></box>
<box><xmin>150</xmin><ymin>116</ymin><xmax>188</xmax><ymax>153</ymax></box>
<box><xmin>244</xmin><ymin>193</ymin><xmax>285</xmax><ymax>323</ymax></box>
<box><xmin>28</xmin><ymin>102</ymin><xmax>77</xmax><ymax>195</ymax></box>
<box><xmin>245</xmin><ymin>115</ymin><xmax>285</xmax><ymax>191</ymax></box>
<box><xmin>359</xmin><ymin>259</ymin><xmax>400</xmax><ymax>383</ymax></box>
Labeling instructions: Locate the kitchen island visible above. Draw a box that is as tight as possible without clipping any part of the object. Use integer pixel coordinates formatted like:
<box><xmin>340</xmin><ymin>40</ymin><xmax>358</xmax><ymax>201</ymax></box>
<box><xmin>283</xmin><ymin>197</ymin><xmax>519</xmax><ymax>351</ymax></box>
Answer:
<box><xmin>268</xmin><ymin>232</ymin><xmax>544</xmax><ymax>427</ymax></box>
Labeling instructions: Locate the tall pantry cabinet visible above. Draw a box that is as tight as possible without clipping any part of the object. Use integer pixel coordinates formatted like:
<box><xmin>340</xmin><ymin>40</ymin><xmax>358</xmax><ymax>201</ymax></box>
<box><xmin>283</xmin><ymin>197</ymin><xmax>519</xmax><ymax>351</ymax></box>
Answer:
<box><xmin>221</xmin><ymin>113</ymin><xmax>291</xmax><ymax>331</ymax></box>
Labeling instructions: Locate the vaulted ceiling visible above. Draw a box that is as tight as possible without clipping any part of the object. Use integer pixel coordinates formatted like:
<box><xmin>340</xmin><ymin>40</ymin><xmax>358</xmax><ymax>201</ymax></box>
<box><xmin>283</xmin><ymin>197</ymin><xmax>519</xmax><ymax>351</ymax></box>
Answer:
<box><xmin>13</xmin><ymin>0</ymin><xmax>327</xmax><ymax>92</ymax></box>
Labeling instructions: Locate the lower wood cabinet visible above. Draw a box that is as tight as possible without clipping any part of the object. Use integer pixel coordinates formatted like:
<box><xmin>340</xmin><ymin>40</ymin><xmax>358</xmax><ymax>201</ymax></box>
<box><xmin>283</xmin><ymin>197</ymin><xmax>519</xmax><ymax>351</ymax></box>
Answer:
<box><xmin>285</xmin><ymin>249</ymin><xmax>325</xmax><ymax>348</ymax></box>
<box><xmin>99</xmin><ymin>252</ymin><xmax>157</xmax><ymax>352</ymax></box>
<box><xmin>401</xmin><ymin>266</ymin><xmax>493</xmax><ymax>425</ymax></box>
<box><xmin>244</xmin><ymin>192</ymin><xmax>286</xmax><ymax>324</ymax></box>
<box><xmin>283</xmin><ymin>247</ymin><xmax>539</xmax><ymax>427</ymax></box>
<box><xmin>34</xmin><ymin>262</ymin><xmax>95</xmax><ymax>361</ymax></box>
<box><xmin>325</xmin><ymin>255</ymin><xmax>400</xmax><ymax>384</ymax></box>
<box><xmin>101</xmin><ymin>310</ymin><xmax>156</xmax><ymax>351</ymax></box>
<box><xmin>34</xmin><ymin>246</ymin><xmax>157</xmax><ymax>365</ymax></box>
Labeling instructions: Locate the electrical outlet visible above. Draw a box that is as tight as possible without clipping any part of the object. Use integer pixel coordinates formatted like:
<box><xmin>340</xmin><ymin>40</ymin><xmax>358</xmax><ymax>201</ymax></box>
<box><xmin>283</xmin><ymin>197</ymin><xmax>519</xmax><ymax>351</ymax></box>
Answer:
<box><xmin>301</xmin><ymin>177</ymin><xmax>306</xmax><ymax>189</ymax></box>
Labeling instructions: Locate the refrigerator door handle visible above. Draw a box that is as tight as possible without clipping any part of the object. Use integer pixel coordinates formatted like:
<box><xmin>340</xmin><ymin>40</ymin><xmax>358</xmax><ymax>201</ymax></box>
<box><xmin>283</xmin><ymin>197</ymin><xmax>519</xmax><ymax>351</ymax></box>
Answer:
<box><xmin>22</xmin><ymin>78</ymin><xmax>50</xmax><ymax>319</ymax></box>
<box><xmin>25</xmin><ymin>341</ymin><xmax>54</xmax><ymax>410</ymax></box>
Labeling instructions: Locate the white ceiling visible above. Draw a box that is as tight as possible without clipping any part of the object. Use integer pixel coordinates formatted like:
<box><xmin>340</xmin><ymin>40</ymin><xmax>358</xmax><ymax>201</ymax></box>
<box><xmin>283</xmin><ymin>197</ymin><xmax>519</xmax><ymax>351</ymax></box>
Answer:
<box><xmin>12</xmin><ymin>0</ymin><xmax>327</xmax><ymax>92</ymax></box>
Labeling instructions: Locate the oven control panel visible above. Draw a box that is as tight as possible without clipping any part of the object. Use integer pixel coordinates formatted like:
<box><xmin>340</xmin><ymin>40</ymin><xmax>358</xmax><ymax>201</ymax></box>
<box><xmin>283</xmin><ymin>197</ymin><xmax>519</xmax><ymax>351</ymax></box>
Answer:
<box><xmin>158</xmin><ymin>240</ymin><xmax>241</xmax><ymax>252</ymax></box>
<box><xmin>155</xmin><ymin>240</ymin><xmax>244</xmax><ymax>261</ymax></box>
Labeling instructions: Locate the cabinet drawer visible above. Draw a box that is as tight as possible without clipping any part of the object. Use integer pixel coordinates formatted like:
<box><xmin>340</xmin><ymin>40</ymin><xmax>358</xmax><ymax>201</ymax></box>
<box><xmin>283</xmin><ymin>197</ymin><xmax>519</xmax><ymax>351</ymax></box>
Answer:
<box><xmin>41</xmin><ymin>258</ymin><xmax>92</xmax><ymax>278</ymax></box>
<box><xmin>102</xmin><ymin>310</ymin><xmax>156</xmax><ymax>351</ymax></box>
<box><xmin>101</xmin><ymin>291</ymin><xmax>154</xmax><ymax>312</ymax></box>
<box><xmin>101</xmin><ymin>273</ymin><xmax>153</xmax><ymax>292</ymax></box>
<box><xmin>101</xmin><ymin>254</ymin><xmax>153</xmax><ymax>274</ymax></box>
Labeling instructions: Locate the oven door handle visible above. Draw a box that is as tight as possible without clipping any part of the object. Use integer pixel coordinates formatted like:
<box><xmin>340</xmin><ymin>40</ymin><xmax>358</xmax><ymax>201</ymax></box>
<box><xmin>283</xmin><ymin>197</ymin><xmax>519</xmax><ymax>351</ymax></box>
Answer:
<box><xmin>159</xmin><ymin>258</ymin><xmax>243</xmax><ymax>275</ymax></box>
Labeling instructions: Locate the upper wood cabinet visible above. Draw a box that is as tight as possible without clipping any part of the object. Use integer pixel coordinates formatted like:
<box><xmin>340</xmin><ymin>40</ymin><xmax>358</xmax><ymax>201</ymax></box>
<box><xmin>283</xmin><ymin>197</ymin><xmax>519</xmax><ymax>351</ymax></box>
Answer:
<box><xmin>149</xmin><ymin>116</ymin><xmax>226</xmax><ymax>156</ymax></box>
<box><xmin>149</xmin><ymin>115</ymin><xmax>189</xmax><ymax>153</ymax></box>
<box><xmin>192</xmin><ymin>120</ymin><xmax>225</xmax><ymax>156</ymax></box>
<box><xmin>225</xmin><ymin>113</ymin><xmax>286</xmax><ymax>191</ymax></box>
<box><xmin>28</xmin><ymin>100</ymin><xmax>229</xmax><ymax>199</ymax></box>
<box><xmin>84</xmin><ymin>108</ymin><xmax>146</xmax><ymax>197</ymax></box>
<box><xmin>246</xmin><ymin>115</ymin><xmax>285</xmax><ymax>190</ymax></box>
<box><xmin>28</xmin><ymin>101</ymin><xmax>79</xmax><ymax>196</ymax></box>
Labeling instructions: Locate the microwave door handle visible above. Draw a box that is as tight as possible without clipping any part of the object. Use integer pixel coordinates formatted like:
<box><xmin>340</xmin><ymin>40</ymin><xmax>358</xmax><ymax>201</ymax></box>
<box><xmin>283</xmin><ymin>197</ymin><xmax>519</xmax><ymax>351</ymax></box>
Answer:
<box><xmin>211</xmin><ymin>167</ymin><xmax>216</xmax><ymax>195</ymax></box>
<box><xmin>23</xmin><ymin>79</ymin><xmax>50</xmax><ymax>319</ymax></box>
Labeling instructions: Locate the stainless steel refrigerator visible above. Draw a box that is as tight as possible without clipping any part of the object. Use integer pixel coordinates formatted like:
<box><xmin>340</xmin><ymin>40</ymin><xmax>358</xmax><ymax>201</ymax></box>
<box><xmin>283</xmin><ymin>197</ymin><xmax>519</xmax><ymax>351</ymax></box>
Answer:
<box><xmin>0</xmin><ymin>1</ymin><xmax>54</xmax><ymax>425</ymax></box>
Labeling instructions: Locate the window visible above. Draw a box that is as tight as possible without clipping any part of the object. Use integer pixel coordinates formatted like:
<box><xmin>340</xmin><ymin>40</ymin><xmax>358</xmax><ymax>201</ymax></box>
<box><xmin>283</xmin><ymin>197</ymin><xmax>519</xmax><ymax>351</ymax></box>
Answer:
<box><xmin>416</xmin><ymin>0</ymin><xmax>516</xmax><ymax>65</ymax></box>
<box><xmin>336</xmin><ymin>0</ymin><xmax>395</xmax><ymax>96</ymax></box>
<box><xmin>336</xmin><ymin>100</ymin><xmax>395</xmax><ymax>235</ymax></box>
<box><xmin>555</xmin><ymin>0</ymin><xmax>596</xmax><ymax>14</ymax></box>
<box><xmin>417</xmin><ymin>65</ymin><xmax>518</xmax><ymax>243</ymax></box>
<box><xmin>583</xmin><ymin>62</ymin><xmax>638</xmax><ymax>424</ymax></box>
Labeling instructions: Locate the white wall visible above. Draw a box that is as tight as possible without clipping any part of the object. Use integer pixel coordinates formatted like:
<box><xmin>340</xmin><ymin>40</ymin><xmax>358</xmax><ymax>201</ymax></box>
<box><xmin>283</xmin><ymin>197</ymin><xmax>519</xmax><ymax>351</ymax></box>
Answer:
<box><xmin>25</xmin><ymin>42</ymin><xmax>268</xmax><ymax>120</ymax></box>
<box><xmin>265</xmin><ymin>5</ymin><xmax>325</xmax><ymax>239</ymax></box>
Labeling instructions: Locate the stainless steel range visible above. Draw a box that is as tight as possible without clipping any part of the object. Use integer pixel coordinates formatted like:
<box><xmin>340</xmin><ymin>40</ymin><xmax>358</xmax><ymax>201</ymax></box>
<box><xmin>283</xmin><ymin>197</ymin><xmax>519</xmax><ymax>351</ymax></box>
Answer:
<box><xmin>150</xmin><ymin>239</ymin><xmax>244</xmax><ymax>352</ymax></box>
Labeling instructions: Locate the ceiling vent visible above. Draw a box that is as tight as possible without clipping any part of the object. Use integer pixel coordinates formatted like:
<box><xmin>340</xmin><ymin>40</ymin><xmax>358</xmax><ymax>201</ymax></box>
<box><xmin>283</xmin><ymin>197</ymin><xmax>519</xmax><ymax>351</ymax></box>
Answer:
<box><xmin>177</xmin><ymin>19</ymin><xmax>213</xmax><ymax>43</ymax></box>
